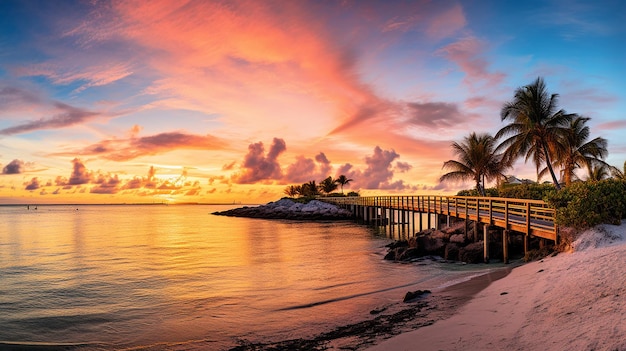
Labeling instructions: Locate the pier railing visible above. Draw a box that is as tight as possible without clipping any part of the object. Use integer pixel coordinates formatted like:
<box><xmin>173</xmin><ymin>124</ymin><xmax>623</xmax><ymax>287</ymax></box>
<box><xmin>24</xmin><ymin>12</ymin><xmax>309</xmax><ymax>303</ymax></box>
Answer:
<box><xmin>319</xmin><ymin>195</ymin><xmax>557</xmax><ymax>241</ymax></box>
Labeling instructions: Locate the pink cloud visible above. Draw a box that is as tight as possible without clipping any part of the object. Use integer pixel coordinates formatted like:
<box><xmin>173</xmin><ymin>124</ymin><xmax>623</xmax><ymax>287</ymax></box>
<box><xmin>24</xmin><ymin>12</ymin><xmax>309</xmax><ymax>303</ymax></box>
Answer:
<box><xmin>68</xmin><ymin>158</ymin><xmax>92</xmax><ymax>185</ymax></box>
<box><xmin>66</xmin><ymin>131</ymin><xmax>226</xmax><ymax>161</ymax></box>
<box><xmin>25</xmin><ymin>177</ymin><xmax>40</xmax><ymax>191</ymax></box>
<box><xmin>395</xmin><ymin>161</ymin><xmax>412</xmax><ymax>173</ymax></box>
<box><xmin>436</xmin><ymin>36</ymin><xmax>506</xmax><ymax>89</ymax></box>
<box><xmin>0</xmin><ymin>86</ymin><xmax>42</xmax><ymax>108</ymax></box>
<box><xmin>231</xmin><ymin>138</ymin><xmax>286</xmax><ymax>184</ymax></box>
<box><xmin>15</xmin><ymin>62</ymin><xmax>133</xmax><ymax>93</ymax></box>
<box><xmin>341</xmin><ymin>146</ymin><xmax>409</xmax><ymax>190</ymax></box>
<box><xmin>2</xmin><ymin>159</ymin><xmax>25</xmax><ymax>174</ymax></box>
<box><xmin>0</xmin><ymin>101</ymin><xmax>100</xmax><ymax>135</ymax></box>
<box><xmin>406</xmin><ymin>101</ymin><xmax>465</xmax><ymax>128</ymax></box>
<box><xmin>426</xmin><ymin>4</ymin><xmax>467</xmax><ymax>39</ymax></box>
<box><xmin>283</xmin><ymin>152</ymin><xmax>332</xmax><ymax>183</ymax></box>
<box><xmin>596</xmin><ymin>120</ymin><xmax>626</xmax><ymax>131</ymax></box>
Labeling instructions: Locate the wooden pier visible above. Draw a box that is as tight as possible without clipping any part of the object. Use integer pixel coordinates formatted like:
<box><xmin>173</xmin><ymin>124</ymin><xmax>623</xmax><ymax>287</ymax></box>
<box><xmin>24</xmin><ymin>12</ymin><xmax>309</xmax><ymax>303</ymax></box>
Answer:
<box><xmin>319</xmin><ymin>195</ymin><xmax>558</xmax><ymax>263</ymax></box>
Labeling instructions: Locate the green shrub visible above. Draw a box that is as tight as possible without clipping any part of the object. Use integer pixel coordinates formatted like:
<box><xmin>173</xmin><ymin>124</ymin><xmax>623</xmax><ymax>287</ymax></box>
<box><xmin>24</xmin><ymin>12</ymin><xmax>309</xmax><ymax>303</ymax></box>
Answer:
<box><xmin>456</xmin><ymin>188</ymin><xmax>499</xmax><ymax>197</ymax></box>
<box><xmin>498</xmin><ymin>183</ymin><xmax>556</xmax><ymax>200</ymax></box>
<box><xmin>545</xmin><ymin>179</ymin><xmax>626</xmax><ymax>228</ymax></box>
<box><xmin>327</xmin><ymin>193</ymin><xmax>346</xmax><ymax>197</ymax></box>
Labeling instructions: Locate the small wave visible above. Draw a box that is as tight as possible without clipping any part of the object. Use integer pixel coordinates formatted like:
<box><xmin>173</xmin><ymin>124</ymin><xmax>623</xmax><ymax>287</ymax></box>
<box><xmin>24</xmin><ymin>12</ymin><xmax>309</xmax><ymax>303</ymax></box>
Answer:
<box><xmin>276</xmin><ymin>277</ymin><xmax>437</xmax><ymax>311</ymax></box>
<box><xmin>0</xmin><ymin>341</ymin><xmax>108</xmax><ymax>351</ymax></box>
<box><xmin>311</xmin><ymin>280</ymin><xmax>367</xmax><ymax>291</ymax></box>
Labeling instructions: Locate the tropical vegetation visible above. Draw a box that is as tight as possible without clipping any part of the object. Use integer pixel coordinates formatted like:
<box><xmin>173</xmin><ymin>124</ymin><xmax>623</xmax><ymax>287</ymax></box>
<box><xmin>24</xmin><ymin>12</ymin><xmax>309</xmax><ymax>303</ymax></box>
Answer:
<box><xmin>438</xmin><ymin>77</ymin><xmax>625</xmax><ymax>228</ymax></box>
<box><xmin>440</xmin><ymin>132</ymin><xmax>508</xmax><ymax>196</ymax></box>
<box><xmin>495</xmin><ymin>77</ymin><xmax>574</xmax><ymax>190</ymax></box>
<box><xmin>283</xmin><ymin>175</ymin><xmax>357</xmax><ymax>198</ymax></box>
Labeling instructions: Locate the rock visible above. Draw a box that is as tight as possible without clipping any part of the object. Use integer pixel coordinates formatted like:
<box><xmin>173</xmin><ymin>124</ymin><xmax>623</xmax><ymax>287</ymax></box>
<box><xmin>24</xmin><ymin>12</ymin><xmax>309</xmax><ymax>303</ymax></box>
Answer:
<box><xmin>444</xmin><ymin>243</ymin><xmax>460</xmax><ymax>261</ymax></box>
<box><xmin>212</xmin><ymin>198</ymin><xmax>352</xmax><ymax>220</ymax></box>
<box><xmin>450</xmin><ymin>234</ymin><xmax>466</xmax><ymax>244</ymax></box>
<box><xmin>430</xmin><ymin>230</ymin><xmax>450</xmax><ymax>241</ymax></box>
<box><xmin>403</xmin><ymin>289</ymin><xmax>431</xmax><ymax>302</ymax></box>
<box><xmin>415</xmin><ymin>235</ymin><xmax>446</xmax><ymax>257</ymax></box>
<box><xmin>458</xmin><ymin>241</ymin><xmax>484</xmax><ymax>263</ymax></box>
<box><xmin>397</xmin><ymin>247</ymin><xmax>420</xmax><ymax>261</ymax></box>
<box><xmin>386</xmin><ymin>240</ymin><xmax>409</xmax><ymax>250</ymax></box>
<box><xmin>384</xmin><ymin>250</ymin><xmax>397</xmax><ymax>261</ymax></box>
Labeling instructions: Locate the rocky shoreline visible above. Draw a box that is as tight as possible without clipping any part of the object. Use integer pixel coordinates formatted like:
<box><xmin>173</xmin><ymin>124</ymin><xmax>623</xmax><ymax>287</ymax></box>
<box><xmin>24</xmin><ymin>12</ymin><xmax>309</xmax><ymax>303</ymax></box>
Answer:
<box><xmin>383</xmin><ymin>222</ymin><xmax>526</xmax><ymax>264</ymax></box>
<box><xmin>212</xmin><ymin>198</ymin><xmax>353</xmax><ymax>220</ymax></box>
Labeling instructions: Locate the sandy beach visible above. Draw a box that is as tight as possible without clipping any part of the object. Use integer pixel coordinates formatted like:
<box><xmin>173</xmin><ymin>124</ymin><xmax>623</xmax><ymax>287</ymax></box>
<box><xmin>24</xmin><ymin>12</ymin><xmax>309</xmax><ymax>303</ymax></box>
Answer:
<box><xmin>367</xmin><ymin>223</ymin><xmax>626</xmax><ymax>351</ymax></box>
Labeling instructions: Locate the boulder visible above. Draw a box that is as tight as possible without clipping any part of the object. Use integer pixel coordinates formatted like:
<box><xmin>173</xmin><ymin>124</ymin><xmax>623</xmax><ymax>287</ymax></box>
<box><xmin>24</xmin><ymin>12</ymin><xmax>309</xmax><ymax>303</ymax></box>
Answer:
<box><xmin>384</xmin><ymin>246</ymin><xmax>408</xmax><ymax>261</ymax></box>
<box><xmin>415</xmin><ymin>235</ymin><xmax>446</xmax><ymax>257</ymax></box>
<box><xmin>444</xmin><ymin>243</ymin><xmax>460</xmax><ymax>261</ymax></box>
<box><xmin>397</xmin><ymin>247</ymin><xmax>420</xmax><ymax>261</ymax></box>
<box><xmin>449</xmin><ymin>234</ymin><xmax>466</xmax><ymax>244</ymax></box>
<box><xmin>403</xmin><ymin>289</ymin><xmax>431</xmax><ymax>302</ymax></box>
<box><xmin>458</xmin><ymin>241</ymin><xmax>485</xmax><ymax>263</ymax></box>
<box><xmin>386</xmin><ymin>240</ymin><xmax>409</xmax><ymax>250</ymax></box>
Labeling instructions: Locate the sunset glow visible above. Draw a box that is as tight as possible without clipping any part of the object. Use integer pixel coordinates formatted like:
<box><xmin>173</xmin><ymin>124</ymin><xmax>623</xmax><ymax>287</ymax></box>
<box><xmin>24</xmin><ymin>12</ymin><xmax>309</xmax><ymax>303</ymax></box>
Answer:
<box><xmin>1</xmin><ymin>0</ymin><xmax>625</xmax><ymax>204</ymax></box>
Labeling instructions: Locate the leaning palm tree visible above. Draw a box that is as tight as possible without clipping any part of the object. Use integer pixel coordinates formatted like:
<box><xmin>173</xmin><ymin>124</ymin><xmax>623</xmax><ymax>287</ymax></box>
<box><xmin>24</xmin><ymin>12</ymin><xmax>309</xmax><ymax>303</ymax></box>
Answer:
<box><xmin>610</xmin><ymin>161</ymin><xmax>626</xmax><ymax>180</ymax></box>
<box><xmin>335</xmin><ymin>174</ymin><xmax>353</xmax><ymax>194</ymax></box>
<box><xmin>588</xmin><ymin>164</ymin><xmax>611</xmax><ymax>182</ymax></box>
<box><xmin>440</xmin><ymin>132</ymin><xmax>507</xmax><ymax>196</ymax></box>
<box><xmin>495</xmin><ymin>77</ymin><xmax>574</xmax><ymax>190</ymax></box>
<box><xmin>319</xmin><ymin>176</ymin><xmax>339</xmax><ymax>195</ymax></box>
<box><xmin>541</xmin><ymin>115</ymin><xmax>608</xmax><ymax>186</ymax></box>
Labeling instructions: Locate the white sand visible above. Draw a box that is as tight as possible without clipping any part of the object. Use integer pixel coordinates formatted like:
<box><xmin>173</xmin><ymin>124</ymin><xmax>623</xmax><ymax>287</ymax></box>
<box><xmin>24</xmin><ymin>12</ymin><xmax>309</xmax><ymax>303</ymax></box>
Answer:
<box><xmin>367</xmin><ymin>224</ymin><xmax>626</xmax><ymax>351</ymax></box>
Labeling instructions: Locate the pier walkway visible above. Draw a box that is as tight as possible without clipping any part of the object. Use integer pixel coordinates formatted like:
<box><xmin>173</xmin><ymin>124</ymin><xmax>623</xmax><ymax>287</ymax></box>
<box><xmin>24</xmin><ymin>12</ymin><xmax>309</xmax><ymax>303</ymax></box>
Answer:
<box><xmin>319</xmin><ymin>195</ymin><xmax>558</xmax><ymax>263</ymax></box>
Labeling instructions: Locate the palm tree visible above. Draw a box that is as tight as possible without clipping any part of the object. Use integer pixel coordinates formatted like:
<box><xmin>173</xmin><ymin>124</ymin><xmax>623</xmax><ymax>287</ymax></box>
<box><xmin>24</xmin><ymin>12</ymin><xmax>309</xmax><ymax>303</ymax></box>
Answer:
<box><xmin>588</xmin><ymin>164</ymin><xmax>611</xmax><ymax>182</ymax></box>
<box><xmin>495</xmin><ymin>77</ymin><xmax>574</xmax><ymax>190</ymax></box>
<box><xmin>541</xmin><ymin>115</ymin><xmax>608</xmax><ymax>186</ymax></box>
<box><xmin>283</xmin><ymin>185</ymin><xmax>301</xmax><ymax>197</ymax></box>
<box><xmin>610</xmin><ymin>161</ymin><xmax>626</xmax><ymax>180</ymax></box>
<box><xmin>335</xmin><ymin>175</ymin><xmax>353</xmax><ymax>194</ymax></box>
<box><xmin>319</xmin><ymin>176</ymin><xmax>338</xmax><ymax>195</ymax></box>
<box><xmin>301</xmin><ymin>180</ymin><xmax>320</xmax><ymax>197</ymax></box>
<box><xmin>440</xmin><ymin>132</ymin><xmax>507</xmax><ymax>196</ymax></box>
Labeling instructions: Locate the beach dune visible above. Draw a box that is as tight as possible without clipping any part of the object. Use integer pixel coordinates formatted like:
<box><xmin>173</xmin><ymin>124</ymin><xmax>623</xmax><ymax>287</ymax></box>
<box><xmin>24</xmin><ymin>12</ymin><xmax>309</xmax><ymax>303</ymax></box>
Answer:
<box><xmin>367</xmin><ymin>224</ymin><xmax>626</xmax><ymax>351</ymax></box>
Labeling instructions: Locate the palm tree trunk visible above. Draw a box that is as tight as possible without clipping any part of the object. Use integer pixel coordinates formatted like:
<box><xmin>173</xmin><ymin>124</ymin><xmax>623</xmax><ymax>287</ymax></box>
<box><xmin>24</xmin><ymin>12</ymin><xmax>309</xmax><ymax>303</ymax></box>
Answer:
<box><xmin>542</xmin><ymin>143</ymin><xmax>561</xmax><ymax>190</ymax></box>
<box><xmin>475</xmin><ymin>177</ymin><xmax>485</xmax><ymax>196</ymax></box>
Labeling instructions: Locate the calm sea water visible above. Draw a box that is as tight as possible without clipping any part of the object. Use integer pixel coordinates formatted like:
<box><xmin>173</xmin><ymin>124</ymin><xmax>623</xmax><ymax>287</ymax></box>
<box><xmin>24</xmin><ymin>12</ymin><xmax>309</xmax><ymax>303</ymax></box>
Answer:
<box><xmin>0</xmin><ymin>205</ymin><xmax>493</xmax><ymax>350</ymax></box>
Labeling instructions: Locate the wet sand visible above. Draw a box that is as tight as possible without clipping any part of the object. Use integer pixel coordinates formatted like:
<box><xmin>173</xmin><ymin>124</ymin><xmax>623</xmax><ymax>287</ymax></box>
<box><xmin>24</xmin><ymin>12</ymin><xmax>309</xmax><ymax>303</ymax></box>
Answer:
<box><xmin>226</xmin><ymin>267</ymin><xmax>513</xmax><ymax>351</ymax></box>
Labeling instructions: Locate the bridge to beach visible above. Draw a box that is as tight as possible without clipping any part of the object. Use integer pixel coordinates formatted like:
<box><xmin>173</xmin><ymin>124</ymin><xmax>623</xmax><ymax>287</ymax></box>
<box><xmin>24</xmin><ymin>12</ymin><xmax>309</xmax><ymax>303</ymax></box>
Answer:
<box><xmin>319</xmin><ymin>195</ymin><xmax>558</xmax><ymax>264</ymax></box>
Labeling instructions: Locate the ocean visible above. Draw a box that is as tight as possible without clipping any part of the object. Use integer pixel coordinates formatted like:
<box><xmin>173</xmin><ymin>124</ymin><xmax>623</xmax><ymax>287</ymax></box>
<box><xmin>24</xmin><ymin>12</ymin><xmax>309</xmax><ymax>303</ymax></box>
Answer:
<box><xmin>0</xmin><ymin>204</ymin><xmax>498</xmax><ymax>350</ymax></box>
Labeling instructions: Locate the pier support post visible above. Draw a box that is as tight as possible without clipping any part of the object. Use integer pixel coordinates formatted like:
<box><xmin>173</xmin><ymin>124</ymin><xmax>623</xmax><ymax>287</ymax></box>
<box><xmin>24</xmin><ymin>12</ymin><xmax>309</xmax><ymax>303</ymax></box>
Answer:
<box><xmin>464</xmin><ymin>218</ymin><xmax>469</xmax><ymax>241</ymax></box>
<box><xmin>419</xmin><ymin>212</ymin><xmax>423</xmax><ymax>232</ymax></box>
<box><xmin>539</xmin><ymin>238</ymin><xmax>546</xmax><ymax>249</ymax></box>
<box><xmin>474</xmin><ymin>221</ymin><xmax>479</xmax><ymax>242</ymax></box>
<box><xmin>483</xmin><ymin>225</ymin><xmax>490</xmax><ymax>263</ymax></box>
<box><xmin>523</xmin><ymin>234</ymin><xmax>529</xmax><ymax>257</ymax></box>
<box><xmin>503</xmin><ymin>230</ymin><xmax>509</xmax><ymax>264</ymax></box>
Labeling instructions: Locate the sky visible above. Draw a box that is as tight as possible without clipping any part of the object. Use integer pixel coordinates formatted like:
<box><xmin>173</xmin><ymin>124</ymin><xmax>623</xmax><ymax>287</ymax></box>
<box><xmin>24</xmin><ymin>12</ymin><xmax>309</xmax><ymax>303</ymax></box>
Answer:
<box><xmin>0</xmin><ymin>0</ymin><xmax>625</xmax><ymax>204</ymax></box>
